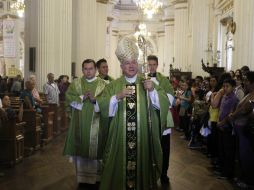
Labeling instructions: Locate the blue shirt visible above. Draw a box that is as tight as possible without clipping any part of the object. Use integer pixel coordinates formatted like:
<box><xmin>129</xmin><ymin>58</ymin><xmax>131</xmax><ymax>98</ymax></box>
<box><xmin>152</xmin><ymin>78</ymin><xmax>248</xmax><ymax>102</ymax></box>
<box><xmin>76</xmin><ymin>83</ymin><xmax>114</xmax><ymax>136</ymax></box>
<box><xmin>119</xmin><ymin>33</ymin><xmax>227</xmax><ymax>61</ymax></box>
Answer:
<box><xmin>180</xmin><ymin>90</ymin><xmax>192</xmax><ymax>109</ymax></box>
<box><xmin>20</xmin><ymin>89</ymin><xmax>35</xmax><ymax>109</ymax></box>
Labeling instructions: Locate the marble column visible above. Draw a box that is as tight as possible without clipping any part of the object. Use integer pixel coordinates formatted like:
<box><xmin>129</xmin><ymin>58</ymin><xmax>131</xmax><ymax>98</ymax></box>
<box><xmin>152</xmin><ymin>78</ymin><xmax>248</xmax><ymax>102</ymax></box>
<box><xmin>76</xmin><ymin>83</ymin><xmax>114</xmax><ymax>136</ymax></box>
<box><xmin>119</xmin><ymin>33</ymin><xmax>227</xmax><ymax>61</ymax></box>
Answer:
<box><xmin>233</xmin><ymin>0</ymin><xmax>254</xmax><ymax>70</ymax></box>
<box><xmin>105</xmin><ymin>0</ymin><xmax>120</xmax><ymax>78</ymax></box>
<box><xmin>25</xmin><ymin>0</ymin><xmax>72</xmax><ymax>90</ymax></box>
<box><xmin>54</xmin><ymin>0</ymin><xmax>72</xmax><ymax>78</ymax></box>
<box><xmin>157</xmin><ymin>31</ymin><xmax>165</xmax><ymax>74</ymax></box>
<box><xmin>72</xmin><ymin>0</ymin><xmax>108</xmax><ymax>77</ymax></box>
<box><xmin>95</xmin><ymin>2</ymin><xmax>107</xmax><ymax>60</ymax></box>
<box><xmin>72</xmin><ymin>0</ymin><xmax>97</xmax><ymax>77</ymax></box>
<box><xmin>173</xmin><ymin>1</ymin><xmax>188</xmax><ymax>71</ymax></box>
<box><xmin>164</xmin><ymin>20</ymin><xmax>174</xmax><ymax>77</ymax></box>
<box><xmin>109</xmin><ymin>30</ymin><xmax>120</xmax><ymax>78</ymax></box>
<box><xmin>189</xmin><ymin>0</ymin><xmax>210</xmax><ymax>76</ymax></box>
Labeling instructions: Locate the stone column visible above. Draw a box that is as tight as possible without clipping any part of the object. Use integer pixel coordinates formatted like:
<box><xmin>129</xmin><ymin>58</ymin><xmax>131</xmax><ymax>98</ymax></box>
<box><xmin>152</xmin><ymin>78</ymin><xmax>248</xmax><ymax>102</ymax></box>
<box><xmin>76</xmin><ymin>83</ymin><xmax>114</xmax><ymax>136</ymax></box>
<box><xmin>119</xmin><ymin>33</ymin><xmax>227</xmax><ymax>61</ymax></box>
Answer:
<box><xmin>25</xmin><ymin>0</ymin><xmax>72</xmax><ymax>90</ymax></box>
<box><xmin>164</xmin><ymin>20</ymin><xmax>174</xmax><ymax>77</ymax></box>
<box><xmin>72</xmin><ymin>0</ymin><xmax>108</xmax><ymax>76</ymax></box>
<box><xmin>54</xmin><ymin>0</ymin><xmax>72</xmax><ymax>78</ymax></box>
<box><xmin>233</xmin><ymin>0</ymin><xmax>254</xmax><ymax>70</ymax></box>
<box><xmin>109</xmin><ymin>30</ymin><xmax>120</xmax><ymax>78</ymax></box>
<box><xmin>173</xmin><ymin>1</ymin><xmax>188</xmax><ymax>71</ymax></box>
<box><xmin>157</xmin><ymin>31</ymin><xmax>165</xmax><ymax>74</ymax></box>
<box><xmin>96</xmin><ymin>2</ymin><xmax>107</xmax><ymax>60</ymax></box>
<box><xmin>72</xmin><ymin>0</ymin><xmax>97</xmax><ymax>77</ymax></box>
<box><xmin>189</xmin><ymin>0</ymin><xmax>210</xmax><ymax>76</ymax></box>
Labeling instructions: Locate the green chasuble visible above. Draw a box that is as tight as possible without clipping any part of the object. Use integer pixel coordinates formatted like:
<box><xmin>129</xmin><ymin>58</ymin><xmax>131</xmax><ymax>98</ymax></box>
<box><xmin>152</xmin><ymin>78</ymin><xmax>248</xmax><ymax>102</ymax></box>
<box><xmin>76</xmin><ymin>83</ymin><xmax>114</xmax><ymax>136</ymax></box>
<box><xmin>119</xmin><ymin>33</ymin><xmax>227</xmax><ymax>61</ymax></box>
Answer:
<box><xmin>97</xmin><ymin>75</ymin><xmax>169</xmax><ymax>190</ymax></box>
<box><xmin>97</xmin><ymin>75</ymin><xmax>114</xmax><ymax>84</ymax></box>
<box><xmin>63</xmin><ymin>77</ymin><xmax>108</xmax><ymax>159</ymax></box>
<box><xmin>155</xmin><ymin>72</ymin><xmax>174</xmax><ymax>95</ymax></box>
<box><xmin>155</xmin><ymin>72</ymin><xmax>174</xmax><ymax>128</ymax></box>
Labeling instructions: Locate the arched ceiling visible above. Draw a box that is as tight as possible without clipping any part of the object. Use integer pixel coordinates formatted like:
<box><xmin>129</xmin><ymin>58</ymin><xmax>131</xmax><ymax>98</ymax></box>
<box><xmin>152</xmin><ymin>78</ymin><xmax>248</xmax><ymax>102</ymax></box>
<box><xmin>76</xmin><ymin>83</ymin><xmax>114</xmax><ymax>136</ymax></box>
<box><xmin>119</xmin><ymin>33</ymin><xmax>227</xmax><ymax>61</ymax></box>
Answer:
<box><xmin>107</xmin><ymin>0</ymin><xmax>176</xmax><ymax>37</ymax></box>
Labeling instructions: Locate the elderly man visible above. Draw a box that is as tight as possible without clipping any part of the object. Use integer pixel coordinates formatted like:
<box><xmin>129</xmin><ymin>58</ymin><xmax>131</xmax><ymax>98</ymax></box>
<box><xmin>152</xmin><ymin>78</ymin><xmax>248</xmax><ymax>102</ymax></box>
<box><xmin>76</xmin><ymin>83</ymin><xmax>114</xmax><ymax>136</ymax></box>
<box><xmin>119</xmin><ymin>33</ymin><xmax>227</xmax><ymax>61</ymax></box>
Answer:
<box><xmin>98</xmin><ymin>36</ymin><xmax>169</xmax><ymax>190</ymax></box>
<box><xmin>63</xmin><ymin>59</ymin><xmax>107</xmax><ymax>186</ymax></box>
<box><xmin>43</xmin><ymin>73</ymin><xmax>60</xmax><ymax>105</ymax></box>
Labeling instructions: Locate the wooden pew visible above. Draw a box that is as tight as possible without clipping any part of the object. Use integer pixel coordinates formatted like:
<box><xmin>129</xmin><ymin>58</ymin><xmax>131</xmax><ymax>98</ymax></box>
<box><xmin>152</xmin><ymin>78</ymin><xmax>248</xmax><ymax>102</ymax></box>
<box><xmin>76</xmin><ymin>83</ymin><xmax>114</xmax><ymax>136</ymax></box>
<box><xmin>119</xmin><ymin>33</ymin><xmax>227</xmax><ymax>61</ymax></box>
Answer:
<box><xmin>40</xmin><ymin>93</ymin><xmax>61</xmax><ymax>136</ymax></box>
<box><xmin>10</xmin><ymin>96</ymin><xmax>56</xmax><ymax>146</ymax></box>
<box><xmin>48</xmin><ymin>104</ymin><xmax>60</xmax><ymax>136</ymax></box>
<box><xmin>59</xmin><ymin>101</ymin><xmax>68</xmax><ymax>132</ymax></box>
<box><xmin>0</xmin><ymin>119</ymin><xmax>26</xmax><ymax>166</ymax></box>
<box><xmin>40</xmin><ymin>105</ymin><xmax>54</xmax><ymax>144</ymax></box>
<box><xmin>22</xmin><ymin>110</ymin><xmax>41</xmax><ymax>155</ymax></box>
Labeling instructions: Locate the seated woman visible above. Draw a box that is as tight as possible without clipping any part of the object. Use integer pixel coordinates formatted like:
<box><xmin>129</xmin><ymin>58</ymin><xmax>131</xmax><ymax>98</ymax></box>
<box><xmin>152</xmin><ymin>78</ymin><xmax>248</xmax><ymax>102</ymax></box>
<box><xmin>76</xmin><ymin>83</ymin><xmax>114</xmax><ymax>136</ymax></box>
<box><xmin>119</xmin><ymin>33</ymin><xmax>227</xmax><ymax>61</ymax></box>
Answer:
<box><xmin>29</xmin><ymin>75</ymin><xmax>43</xmax><ymax>105</ymax></box>
<box><xmin>20</xmin><ymin>81</ymin><xmax>41</xmax><ymax>113</ymax></box>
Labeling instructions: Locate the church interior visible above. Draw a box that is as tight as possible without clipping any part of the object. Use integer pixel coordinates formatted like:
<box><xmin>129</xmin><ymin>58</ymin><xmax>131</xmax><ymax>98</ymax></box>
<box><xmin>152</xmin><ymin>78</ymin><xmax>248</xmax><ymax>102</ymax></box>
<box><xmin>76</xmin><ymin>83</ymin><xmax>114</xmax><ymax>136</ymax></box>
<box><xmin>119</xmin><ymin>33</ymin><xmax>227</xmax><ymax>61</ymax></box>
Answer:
<box><xmin>0</xmin><ymin>0</ymin><xmax>254</xmax><ymax>189</ymax></box>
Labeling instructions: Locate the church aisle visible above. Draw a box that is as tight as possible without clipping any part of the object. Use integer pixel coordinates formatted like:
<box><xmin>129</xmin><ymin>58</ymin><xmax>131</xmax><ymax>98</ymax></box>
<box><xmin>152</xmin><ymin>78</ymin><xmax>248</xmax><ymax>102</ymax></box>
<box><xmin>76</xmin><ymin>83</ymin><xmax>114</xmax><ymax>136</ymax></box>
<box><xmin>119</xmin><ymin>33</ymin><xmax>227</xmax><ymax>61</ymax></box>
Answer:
<box><xmin>0</xmin><ymin>131</ymin><xmax>235</xmax><ymax>190</ymax></box>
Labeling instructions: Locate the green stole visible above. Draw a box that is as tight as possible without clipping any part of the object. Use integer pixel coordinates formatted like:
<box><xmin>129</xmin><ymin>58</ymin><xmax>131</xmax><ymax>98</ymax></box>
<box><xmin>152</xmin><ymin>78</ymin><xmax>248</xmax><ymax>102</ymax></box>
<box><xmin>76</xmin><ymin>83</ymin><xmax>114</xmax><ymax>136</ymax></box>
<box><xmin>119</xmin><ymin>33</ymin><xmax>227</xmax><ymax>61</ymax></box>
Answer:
<box><xmin>125</xmin><ymin>83</ymin><xmax>138</xmax><ymax>189</ymax></box>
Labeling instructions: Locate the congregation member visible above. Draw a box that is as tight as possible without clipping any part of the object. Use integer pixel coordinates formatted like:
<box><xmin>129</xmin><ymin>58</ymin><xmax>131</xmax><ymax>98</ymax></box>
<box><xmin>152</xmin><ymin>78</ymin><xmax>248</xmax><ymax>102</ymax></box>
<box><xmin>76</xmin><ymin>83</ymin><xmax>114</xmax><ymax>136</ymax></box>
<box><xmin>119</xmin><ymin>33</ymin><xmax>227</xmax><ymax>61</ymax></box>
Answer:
<box><xmin>147</xmin><ymin>54</ymin><xmax>174</xmax><ymax>184</ymax></box>
<box><xmin>206</xmin><ymin>76</ymin><xmax>219</xmax><ymax>160</ymax></box>
<box><xmin>43</xmin><ymin>73</ymin><xmax>60</xmax><ymax>105</ymax></box>
<box><xmin>177</xmin><ymin>80</ymin><xmax>192</xmax><ymax>139</ymax></box>
<box><xmin>235</xmin><ymin>76</ymin><xmax>245</xmax><ymax>101</ymax></box>
<box><xmin>1</xmin><ymin>95</ymin><xmax>17</xmax><ymax>120</ymax></box>
<box><xmin>11</xmin><ymin>75</ymin><xmax>22</xmax><ymax>96</ymax></box>
<box><xmin>29</xmin><ymin>75</ymin><xmax>43</xmax><ymax>105</ymax></box>
<box><xmin>58</xmin><ymin>75</ymin><xmax>70</xmax><ymax>102</ymax></box>
<box><xmin>188</xmin><ymin>89</ymin><xmax>208</xmax><ymax>149</ymax></box>
<box><xmin>229</xmin><ymin>71</ymin><xmax>254</xmax><ymax>188</ymax></box>
<box><xmin>217</xmin><ymin>79</ymin><xmax>238</xmax><ymax>179</ymax></box>
<box><xmin>63</xmin><ymin>59</ymin><xmax>108</xmax><ymax>186</ymax></box>
<box><xmin>209</xmin><ymin>73</ymin><xmax>232</xmax><ymax>161</ymax></box>
<box><xmin>98</xmin><ymin>36</ymin><xmax>169</xmax><ymax>190</ymax></box>
<box><xmin>20</xmin><ymin>81</ymin><xmax>41</xmax><ymax>113</ymax></box>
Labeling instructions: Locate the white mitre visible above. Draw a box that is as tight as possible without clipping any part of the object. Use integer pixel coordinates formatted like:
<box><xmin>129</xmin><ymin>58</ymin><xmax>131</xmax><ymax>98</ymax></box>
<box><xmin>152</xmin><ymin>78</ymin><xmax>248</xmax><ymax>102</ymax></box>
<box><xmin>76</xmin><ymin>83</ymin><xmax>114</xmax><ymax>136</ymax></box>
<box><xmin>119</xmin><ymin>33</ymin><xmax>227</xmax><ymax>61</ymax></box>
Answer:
<box><xmin>115</xmin><ymin>36</ymin><xmax>139</xmax><ymax>63</ymax></box>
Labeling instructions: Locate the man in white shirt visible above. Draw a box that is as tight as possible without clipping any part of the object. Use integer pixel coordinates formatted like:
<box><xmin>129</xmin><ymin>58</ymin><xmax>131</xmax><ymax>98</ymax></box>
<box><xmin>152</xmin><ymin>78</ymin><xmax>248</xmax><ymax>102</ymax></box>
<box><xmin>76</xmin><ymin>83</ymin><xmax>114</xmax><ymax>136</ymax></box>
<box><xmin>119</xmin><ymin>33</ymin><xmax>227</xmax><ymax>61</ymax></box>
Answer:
<box><xmin>43</xmin><ymin>73</ymin><xmax>60</xmax><ymax>105</ymax></box>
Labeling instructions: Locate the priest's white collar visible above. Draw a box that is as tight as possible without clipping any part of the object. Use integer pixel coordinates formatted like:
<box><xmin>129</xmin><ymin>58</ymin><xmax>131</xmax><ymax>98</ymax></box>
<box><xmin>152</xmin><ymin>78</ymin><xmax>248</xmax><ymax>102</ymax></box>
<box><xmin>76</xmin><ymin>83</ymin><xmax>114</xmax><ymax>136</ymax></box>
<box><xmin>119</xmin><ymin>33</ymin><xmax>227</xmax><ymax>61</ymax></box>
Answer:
<box><xmin>125</xmin><ymin>74</ymin><xmax>137</xmax><ymax>84</ymax></box>
<box><xmin>86</xmin><ymin>76</ymin><xmax>97</xmax><ymax>83</ymax></box>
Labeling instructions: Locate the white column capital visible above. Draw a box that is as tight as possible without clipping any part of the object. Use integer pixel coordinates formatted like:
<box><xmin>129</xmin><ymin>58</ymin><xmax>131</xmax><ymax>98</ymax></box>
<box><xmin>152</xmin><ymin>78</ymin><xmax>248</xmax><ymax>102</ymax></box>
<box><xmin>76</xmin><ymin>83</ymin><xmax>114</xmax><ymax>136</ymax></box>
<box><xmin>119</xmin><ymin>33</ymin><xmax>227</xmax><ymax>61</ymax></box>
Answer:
<box><xmin>164</xmin><ymin>19</ymin><xmax>175</xmax><ymax>27</ymax></box>
<box><xmin>157</xmin><ymin>31</ymin><xmax>165</xmax><ymax>37</ymax></box>
<box><xmin>112</xmin><ymin>29</ymin><xmax>119</xmax><ymax>36</ymax></box>
<box><xmin>214</xmin><ymin>9</ymin><xmax>222</xmax><ymax>16</ymax></box>
<box><xmin>172</xmin><ymin>0</ymin><xmax>188</xmax><ymax>9</ymax></box>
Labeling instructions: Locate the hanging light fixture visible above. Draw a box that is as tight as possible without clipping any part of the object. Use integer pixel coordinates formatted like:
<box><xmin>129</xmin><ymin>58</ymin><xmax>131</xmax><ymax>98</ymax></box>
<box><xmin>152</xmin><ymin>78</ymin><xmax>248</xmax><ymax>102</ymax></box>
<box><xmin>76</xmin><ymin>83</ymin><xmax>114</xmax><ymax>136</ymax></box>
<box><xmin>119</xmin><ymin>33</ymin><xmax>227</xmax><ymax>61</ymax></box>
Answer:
<box><xmin>134</xmin><ymin>23</ymin><xmax>151</xmax><ymax>38</ymax></box>
<box><xmin>135</xmin><ymin>0</ymin><xmax>163</xmax><ymax>19</ymax></box>
<box><xmin>10</xmin><ymin>0</ymin><xmax>25</xmax><ymax>17</ymax></box>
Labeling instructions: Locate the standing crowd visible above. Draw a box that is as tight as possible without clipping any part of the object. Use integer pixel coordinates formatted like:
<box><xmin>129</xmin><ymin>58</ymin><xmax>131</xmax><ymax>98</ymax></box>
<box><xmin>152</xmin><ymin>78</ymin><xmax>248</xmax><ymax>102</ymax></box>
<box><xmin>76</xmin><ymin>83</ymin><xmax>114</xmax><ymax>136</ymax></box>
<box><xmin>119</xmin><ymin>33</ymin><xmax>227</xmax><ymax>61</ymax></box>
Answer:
<box><xmin>171</xmin><ymin>66</ymin><xmax>254</xmax><ymax>189</ymax></box>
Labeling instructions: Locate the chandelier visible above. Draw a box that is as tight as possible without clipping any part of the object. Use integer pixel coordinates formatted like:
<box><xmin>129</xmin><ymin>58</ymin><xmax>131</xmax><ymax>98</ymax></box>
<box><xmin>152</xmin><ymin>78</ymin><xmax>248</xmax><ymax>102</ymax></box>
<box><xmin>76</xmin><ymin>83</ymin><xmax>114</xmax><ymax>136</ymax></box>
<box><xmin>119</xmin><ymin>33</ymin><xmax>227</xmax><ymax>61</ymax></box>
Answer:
<box><xmin>10</xmin><ymin>0</ymin><xmax>25</xmax><ymax>17</ymax></box>
<box><xmin>134</xmin><ymin>23</ymin><xmax>151</xmax><ymax>37</ymax></box>
<box><xmin>135</xmin><ymin>0</ymin><xmax>163</xmax><ymax>19</ymax></box>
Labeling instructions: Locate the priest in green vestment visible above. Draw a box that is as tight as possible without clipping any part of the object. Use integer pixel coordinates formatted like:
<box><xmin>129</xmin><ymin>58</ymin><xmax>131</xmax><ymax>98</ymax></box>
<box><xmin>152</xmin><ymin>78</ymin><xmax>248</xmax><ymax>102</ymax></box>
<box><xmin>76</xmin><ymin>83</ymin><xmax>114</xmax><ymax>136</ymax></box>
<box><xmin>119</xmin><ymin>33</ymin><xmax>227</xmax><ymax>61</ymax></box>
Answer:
<box><xmin>98</xmin><ymin>36</ymin><xmax>169</xmax><ymax>190</ymax></box>
<box><xmin>63</xmin><ymin>59</ymin><xmax>108</xmax><ymax>185</ymax></box>
<box><xmin>96</xmin><ymin>58</ymin><xmax>114</xmax><ymax>84</ymax></box>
